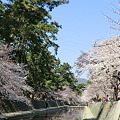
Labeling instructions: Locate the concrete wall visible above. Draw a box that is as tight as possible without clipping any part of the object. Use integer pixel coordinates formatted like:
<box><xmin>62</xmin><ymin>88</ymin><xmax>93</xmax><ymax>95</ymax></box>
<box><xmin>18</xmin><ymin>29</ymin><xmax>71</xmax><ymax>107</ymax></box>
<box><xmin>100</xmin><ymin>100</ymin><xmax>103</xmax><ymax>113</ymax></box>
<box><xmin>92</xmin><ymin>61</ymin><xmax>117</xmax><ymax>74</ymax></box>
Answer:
<box><xmin>83</xmin><ymin>101</ymin><xmax>120</xmax><ymax>120</ymax></box>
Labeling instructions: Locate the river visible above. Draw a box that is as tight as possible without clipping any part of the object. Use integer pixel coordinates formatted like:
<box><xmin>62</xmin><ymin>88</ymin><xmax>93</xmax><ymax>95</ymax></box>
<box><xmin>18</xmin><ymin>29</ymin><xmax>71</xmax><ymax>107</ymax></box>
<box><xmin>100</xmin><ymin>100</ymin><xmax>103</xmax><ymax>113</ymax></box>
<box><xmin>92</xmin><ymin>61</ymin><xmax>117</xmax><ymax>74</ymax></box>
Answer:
<box><xmin>7</xmin><ymin>107</ymin><xmax>84</xmax><ymax>120</ymax></box>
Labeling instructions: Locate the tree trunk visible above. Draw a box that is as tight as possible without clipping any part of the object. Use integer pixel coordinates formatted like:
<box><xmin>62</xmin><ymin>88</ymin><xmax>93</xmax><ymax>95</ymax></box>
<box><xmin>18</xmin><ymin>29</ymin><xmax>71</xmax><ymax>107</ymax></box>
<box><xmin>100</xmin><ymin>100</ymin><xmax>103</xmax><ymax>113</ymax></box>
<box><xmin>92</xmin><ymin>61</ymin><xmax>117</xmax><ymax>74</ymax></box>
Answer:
<box><xmin>113</xmin><ymin>87</ymin><xmax>118</xmax><ymax>100</ymax></box>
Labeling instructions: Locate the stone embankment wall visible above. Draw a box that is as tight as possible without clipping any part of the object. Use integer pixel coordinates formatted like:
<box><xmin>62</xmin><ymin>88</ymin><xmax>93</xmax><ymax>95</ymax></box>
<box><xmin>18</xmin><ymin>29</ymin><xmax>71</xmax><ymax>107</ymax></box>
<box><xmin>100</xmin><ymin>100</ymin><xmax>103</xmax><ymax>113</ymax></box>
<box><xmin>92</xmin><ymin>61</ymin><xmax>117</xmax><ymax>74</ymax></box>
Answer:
<box><xmin>0</xmin><ymin>99</ymin><xmax>83</xmax><ymax>119</ymax></box>
<box><xmin>83</xmin><ymin>101</ymin><xmax>120</xmax><ymax>120</ymax></box>
<box><xmin>0</xmin><ymin>99</ymin><xmax>70</xmax><ymax>119</ymax></box>
<box><xmin>0</xmin><ymin>99</ymin><xmax>66</xmax><ymax>114</ymax></box>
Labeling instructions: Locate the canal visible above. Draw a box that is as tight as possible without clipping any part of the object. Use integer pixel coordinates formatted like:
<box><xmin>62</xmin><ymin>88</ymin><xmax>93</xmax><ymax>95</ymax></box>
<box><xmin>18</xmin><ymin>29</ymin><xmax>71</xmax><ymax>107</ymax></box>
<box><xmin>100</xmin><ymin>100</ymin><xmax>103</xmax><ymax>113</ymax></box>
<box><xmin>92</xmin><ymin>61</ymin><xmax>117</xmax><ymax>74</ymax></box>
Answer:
<box><xmin>6</xmin><ymin>107</ymin><xmax>84</xmax><ymax>120</ymax></box>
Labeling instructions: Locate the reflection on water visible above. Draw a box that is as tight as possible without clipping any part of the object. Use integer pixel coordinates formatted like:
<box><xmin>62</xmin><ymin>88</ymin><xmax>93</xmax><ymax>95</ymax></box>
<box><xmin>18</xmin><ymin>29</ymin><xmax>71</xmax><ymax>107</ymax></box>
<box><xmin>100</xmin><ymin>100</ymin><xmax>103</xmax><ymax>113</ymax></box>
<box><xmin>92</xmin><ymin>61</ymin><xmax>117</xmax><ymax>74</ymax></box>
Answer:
<box><xmin>8</xmin><ymin>108</ymin><xmax>83</xmax><ymax>120</ymax></box>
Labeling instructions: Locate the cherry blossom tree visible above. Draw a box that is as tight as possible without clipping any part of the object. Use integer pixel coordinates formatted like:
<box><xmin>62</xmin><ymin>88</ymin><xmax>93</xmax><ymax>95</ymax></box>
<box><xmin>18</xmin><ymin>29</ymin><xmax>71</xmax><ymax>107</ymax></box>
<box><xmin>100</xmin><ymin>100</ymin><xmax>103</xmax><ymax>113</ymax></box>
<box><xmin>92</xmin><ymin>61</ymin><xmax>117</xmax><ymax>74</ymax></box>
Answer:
<box><xmin>54</xmin><ymin>86</ymin><xmax>81</xmax><ymax>105</ymax></box>
<box><xmin>0</xmin><ymin>45</ymin><xmax>33</xmax><ymax>104</ymax></box>
<box><xmin>75</xmin><ymin>36</ymin><xmax>120</xmax><ymax>101</ymax></box>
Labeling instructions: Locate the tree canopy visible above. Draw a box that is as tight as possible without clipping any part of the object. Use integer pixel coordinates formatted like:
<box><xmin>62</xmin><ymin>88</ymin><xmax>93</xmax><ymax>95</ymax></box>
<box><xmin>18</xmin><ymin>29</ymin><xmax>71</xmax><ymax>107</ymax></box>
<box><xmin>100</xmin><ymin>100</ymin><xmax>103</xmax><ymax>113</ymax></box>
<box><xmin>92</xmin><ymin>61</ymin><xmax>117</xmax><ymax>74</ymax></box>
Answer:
<box><xmin>75</xmin><ymin>36</ymin><xmax>120</xmax><ymax>101</ymax></box>
<box><xmin>0</xmin><ymin>0</ymin><xmax>81</xmax><ymax>101</ymax></box>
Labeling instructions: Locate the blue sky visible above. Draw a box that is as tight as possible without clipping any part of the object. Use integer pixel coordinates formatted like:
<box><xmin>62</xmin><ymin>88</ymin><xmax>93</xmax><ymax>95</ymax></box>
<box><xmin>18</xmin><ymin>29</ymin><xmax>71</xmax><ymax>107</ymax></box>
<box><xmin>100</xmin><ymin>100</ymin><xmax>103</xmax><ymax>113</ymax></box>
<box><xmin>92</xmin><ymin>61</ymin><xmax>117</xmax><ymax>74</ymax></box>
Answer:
<box><xmin>2</xmin><ymin>0</ymin><xmax>120</xmax><ymax>78</ymax></box>
<box><xmin>50</xmin><ymin>0</ymin><xmax>120</xmax><ymax>78</ymax></box>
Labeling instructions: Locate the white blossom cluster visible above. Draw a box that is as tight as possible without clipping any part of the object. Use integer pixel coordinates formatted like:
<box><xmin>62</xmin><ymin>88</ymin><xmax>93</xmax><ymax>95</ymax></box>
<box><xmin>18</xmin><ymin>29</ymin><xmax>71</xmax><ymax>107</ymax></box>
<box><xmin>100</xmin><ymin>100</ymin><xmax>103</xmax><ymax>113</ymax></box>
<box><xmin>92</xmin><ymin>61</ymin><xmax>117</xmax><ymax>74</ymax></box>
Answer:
<box><xmin>55</xmin><ymin>86</ymin><xmax>81</xmax><ymax>104</ymax></box>
<box><xmin>75</xmin><ymin>36</ymin><xmax>120</xmax><ymax>101</ymax></box>
<box><xmin>0</xmin><ymin>47</ymin><xmax>33</xmax><ymax>105</ymax></box>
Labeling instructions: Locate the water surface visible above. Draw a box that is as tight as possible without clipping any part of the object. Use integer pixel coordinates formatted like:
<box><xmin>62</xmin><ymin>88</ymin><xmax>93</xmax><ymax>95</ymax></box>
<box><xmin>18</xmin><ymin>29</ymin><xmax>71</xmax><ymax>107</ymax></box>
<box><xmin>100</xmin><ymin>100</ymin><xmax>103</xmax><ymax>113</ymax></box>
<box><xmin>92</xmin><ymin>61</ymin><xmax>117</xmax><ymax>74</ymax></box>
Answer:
<box><xmin>7</xmin><ymin>108</ymin><xmax>84</xmax><ymax>120</ymax></box>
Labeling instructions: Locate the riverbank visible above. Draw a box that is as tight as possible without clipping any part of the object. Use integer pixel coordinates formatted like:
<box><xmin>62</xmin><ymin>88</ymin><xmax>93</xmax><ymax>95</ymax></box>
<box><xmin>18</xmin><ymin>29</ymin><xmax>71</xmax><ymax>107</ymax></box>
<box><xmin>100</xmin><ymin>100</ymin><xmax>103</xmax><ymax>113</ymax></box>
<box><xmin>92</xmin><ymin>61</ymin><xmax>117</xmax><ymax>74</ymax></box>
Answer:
<box><xmin>83</xmin><ymin>101</ymin><xmax>120</xmax><ymax>120</ymax></box>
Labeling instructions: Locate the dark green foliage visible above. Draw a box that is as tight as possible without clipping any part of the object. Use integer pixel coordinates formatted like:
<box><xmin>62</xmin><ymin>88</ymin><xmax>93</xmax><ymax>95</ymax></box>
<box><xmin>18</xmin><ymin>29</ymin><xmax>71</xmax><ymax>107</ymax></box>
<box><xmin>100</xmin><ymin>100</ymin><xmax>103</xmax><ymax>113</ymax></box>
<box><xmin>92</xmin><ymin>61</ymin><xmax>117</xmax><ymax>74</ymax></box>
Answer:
<box><xmin>74</xmin><ymin>83</ymin><xmax>87</xmax><ymax>95</ymax></box>
<box><xmin>0</xmin><ymin>0</ymin><xmax>82</xmax><ymax>100</ymax></box>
